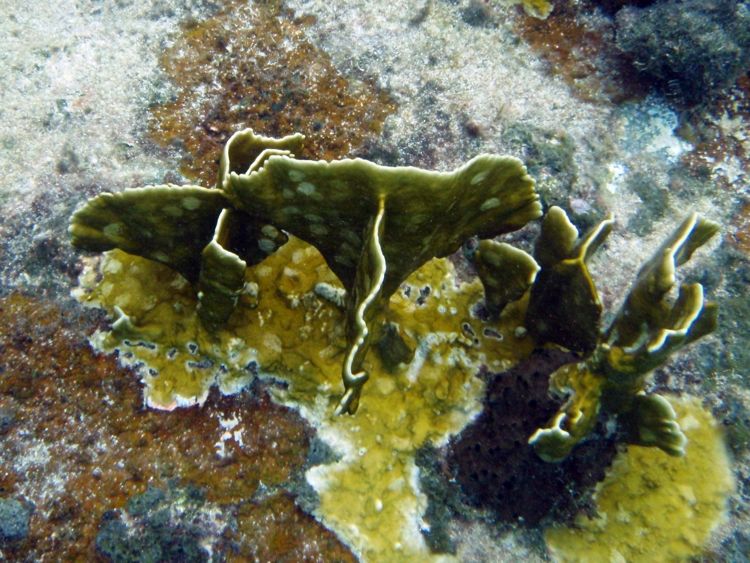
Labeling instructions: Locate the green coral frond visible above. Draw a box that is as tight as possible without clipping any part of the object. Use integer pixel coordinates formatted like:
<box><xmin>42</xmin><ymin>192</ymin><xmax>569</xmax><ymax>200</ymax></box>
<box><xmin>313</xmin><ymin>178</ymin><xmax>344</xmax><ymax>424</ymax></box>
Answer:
<box><xmin>619</xmin><ymin>393</ymin><xmax>687</xmax><ymax>457</ymax></box>
<box><xmin>605</xmin><ymin>213</ymin><xmax>719</xmax><ymax>348</ymax></box>
<box><xmin>196</xmin><ymin>209</ymin><xmax>248</xmax><ymax>330</ymax></box>
<box><xmin>69</xmin><ymin>185</ymin><xmax>228</xmax><ymax>283</ymax></box>
<box><xmin>532</xmin><ymin>205</ymin><xmax>579</xmax><ymax>268</ymax></box>
<box><xmin>528</xmin><ymin>209</ymin><xmax>718</xmax><ymax>462</ymax></box>
<box><xmin>474</xmin><ymin>240</ymin><xmax>539</xmax><ymax>316</ymax></box>
<box><xmin>227</xmin><ymin>152</ymin><xmax>541</xmax><ymax>295</ymax></box>
<box><xmin>217</xmin><ymin>128</ymin><xmax>305</xmax><ymax>191</ymax></box>
<box><xmin>525</xmin><ymin>208</ymin><xmax>614</xmax><ymax>354</ymax></box>
<box><xmin>529</xmin><ymin>362</ymin><xmax>604</xmax><ymax>462</ymax></box>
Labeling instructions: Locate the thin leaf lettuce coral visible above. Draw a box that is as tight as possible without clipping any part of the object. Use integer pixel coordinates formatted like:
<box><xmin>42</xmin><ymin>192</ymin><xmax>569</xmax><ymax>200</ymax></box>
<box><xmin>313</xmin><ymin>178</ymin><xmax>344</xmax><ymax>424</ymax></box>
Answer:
<box><xmin>70</xmin><ymin>129</ymin><xmax>542</xmax><ymax>560</ymax></box>
<box><xmin>72</xmin><ymin>128</ymin><xmax>541</xmax><ymax>414</ymax></box>
<box><xmin>475</xmin><ymin>206</ymin><xmax>719</xmax><ymax>462</ymax></box>
<box><xmin>74</xmin><ymin>237</ymin><xmax>536</xmax><ymax>560</ymax></box>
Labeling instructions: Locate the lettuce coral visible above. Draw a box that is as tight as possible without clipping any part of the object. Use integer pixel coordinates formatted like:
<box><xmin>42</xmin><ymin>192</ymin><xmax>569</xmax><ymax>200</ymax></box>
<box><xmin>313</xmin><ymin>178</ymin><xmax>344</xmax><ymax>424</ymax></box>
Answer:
<box><xmin>526</xmin><ymin>210</ymin><xmax>717</xmax><ymax>461</ymax></box>
<box><xmin>70</xmin><ymin>128</ymin><xmax>547</xmax><ymax>559</ymax></box>
<box><xmin>475</xmin><ymin>206</ymin><xmax>719</xmax><ymax>461</ymax></box>
<box><xmin>71</xmin><ymin>128</ymin><xmax>541</xmax><ymax>414</ymax></box>
<box><xmin>70</xmin><ymin>127</ymin><xmax>723</xmax><ymax>559</ymax></box>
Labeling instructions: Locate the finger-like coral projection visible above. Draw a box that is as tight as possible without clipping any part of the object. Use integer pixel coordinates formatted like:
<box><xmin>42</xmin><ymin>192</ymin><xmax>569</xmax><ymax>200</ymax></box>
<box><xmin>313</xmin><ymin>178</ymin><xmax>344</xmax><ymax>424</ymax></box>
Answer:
<box><xmin>70</xmin><ymin>129</ymin><xmax>541</xmax><ymax>413</ymax></box>
<box><xmin>545</xmin><ymin>397</ymin><xmax>734</xmax><ymax>562</ymax></box>
<box><xmin>528</xmin><ymin>211</ymin><xmax>719</xmax><ymax>461</ymax></box>
<box><xmin>525</xmin><ymin>207</ymin><xmax>614</xmax><ymax>355</ymax></box>
<box><xmin>474</xmin><ymin>239</ymin><xmax>540</xmax><ymax>316</ymax></box>
<box><xmin>475</xmin><ymin>206</ymin><xmax>718</xmax><ymax>462</ymax></box>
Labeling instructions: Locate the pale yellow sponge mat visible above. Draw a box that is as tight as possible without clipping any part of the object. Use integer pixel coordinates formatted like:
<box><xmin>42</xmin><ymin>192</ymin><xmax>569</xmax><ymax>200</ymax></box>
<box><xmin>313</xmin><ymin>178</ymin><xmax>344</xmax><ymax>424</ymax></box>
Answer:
<box><xmin>545</xmin><ymin>396</ymin><xmax>735</xmax><ymax>562</ymax></box>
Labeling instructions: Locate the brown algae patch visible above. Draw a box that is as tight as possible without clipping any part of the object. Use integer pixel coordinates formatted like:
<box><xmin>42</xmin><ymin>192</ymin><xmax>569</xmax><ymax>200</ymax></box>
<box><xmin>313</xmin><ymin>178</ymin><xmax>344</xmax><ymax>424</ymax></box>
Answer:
<box><xmin>514</xmin><ymin>1</ymin><xmax>646</xmax><ymax>104</ymax></box>
<box><xmin>150</xmin><ymin>1</ymin><xmax>396</xmax><ymax>185</ymax></box>
<box><xmin>0</xmin><ymin>293</ymin><xmax>351</xmax><ymax>559</ymax></box>
<box><xmin>545</xmin><ymin>396</ymin><xmax>735</xmax><ymax>562</ymax></box>
<box><xmin>75</xmin><ymin>238</ymin><xmax>535</xmax><ymax>560</ymax></box>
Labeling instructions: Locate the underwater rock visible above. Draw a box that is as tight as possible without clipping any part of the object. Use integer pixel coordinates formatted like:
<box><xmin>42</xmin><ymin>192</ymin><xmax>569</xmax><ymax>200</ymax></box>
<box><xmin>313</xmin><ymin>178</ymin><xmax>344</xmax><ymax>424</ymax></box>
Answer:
<box><xmin>95</xmin><ymin>485</ymin><xmax>221</xmax><ymax>562</ymax></box>
<box><xmin>0</xmin><ymin>497</ymin><xmax>31</xmax><ymax>544</ymax></box>
<box><xmin>615</xmin><ymin>0</ymin><xmax>750</xmax><ymax>105</ymax></box>
<box><xmin>149</xmin><ymin>0</ymin><xmax>395</xmax><ymax>185</ymax></box>
<box><xmin>0</xmin><ymin>404</ymin><xmax>17</xmax><ymax>435</ymax></box>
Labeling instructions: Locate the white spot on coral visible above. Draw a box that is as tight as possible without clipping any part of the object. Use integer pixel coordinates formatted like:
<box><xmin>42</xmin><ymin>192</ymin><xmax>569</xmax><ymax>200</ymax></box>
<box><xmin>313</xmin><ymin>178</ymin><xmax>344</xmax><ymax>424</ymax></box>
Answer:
<box><xmin>258</xmin><ymin>238</ymin><xmax>276</xmax><ymax>253</ymax></box>
<box><xmin>182</xmin><ymin>196</ymin><xmax>201</xmax><ymax>210</ymax></box>
<box><xmin>288</xmin><ymin>169</ymin><xmax>306</xmax><ymax>181</ymax></box>
<box><xmin>471</xmin><ymin>170</ymin><xmax>489</xmax><ymax>185</ymax></box>
<box><xmin>103</xmin><ymin>258</ymin><xmax>122</xmax><ymax>274</ymax></box>
<box><xmin>480</xmin><ymin>197</ymin><xmax>500</xmax><ymax>211</ymax></box>
<box><xmin>103</xmin><ymin>223</ymin><xmax>123</xmax><ymax>237</ymax></box>
<box><xmin>261</xmin><ymin>224</ymin><xmax>279</xmax><ymax>238</ymax></box>
<box><xmin>297</xmin><ymin>181</ymin><xmax>317</xmax><ymax>195</ymax></box>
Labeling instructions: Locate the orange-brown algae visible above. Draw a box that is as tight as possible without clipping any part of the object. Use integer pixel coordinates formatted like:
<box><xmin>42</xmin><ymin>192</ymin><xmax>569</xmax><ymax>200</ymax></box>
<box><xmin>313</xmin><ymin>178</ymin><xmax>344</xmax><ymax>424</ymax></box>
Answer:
<box><xmin>513</xmin><ymin>0</ymin><xmax>646</xmax><ymax>104</ymax></box>
<box><xmin>149</xmin><ymin>0</ymin><xmax>396</xmax><ymax>185</ymax></box>
<box><xmin>232</xmin><ymin>493</ymin><xmax>357</xmax><ymax>562</ymax></box>
<box><xmin>0</xmin><ymin>293</ymin><xmax>353</xmax><ymax>560</ymax></box>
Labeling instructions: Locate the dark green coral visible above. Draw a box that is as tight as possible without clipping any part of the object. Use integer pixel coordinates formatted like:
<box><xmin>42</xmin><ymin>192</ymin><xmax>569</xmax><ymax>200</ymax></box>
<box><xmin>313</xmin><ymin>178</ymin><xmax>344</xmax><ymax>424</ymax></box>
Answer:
<box><xmin>475</xmin><ymin>206</ymin><xmax>719</xmax><ymax>461</ymax></box>
<box><xmin>70</xmin><ymin>128</ymin><xmax>541</xmax><ymax>414</ymax></box>
<box><xmin>530</xmin><ymin>211</ymin><xmax>719</xmax><ymax>461</ymax></box>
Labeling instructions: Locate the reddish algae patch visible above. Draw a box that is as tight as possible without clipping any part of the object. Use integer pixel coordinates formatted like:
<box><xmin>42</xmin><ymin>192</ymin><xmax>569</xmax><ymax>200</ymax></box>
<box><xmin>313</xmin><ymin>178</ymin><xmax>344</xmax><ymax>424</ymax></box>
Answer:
<box><xmin>0</xmin><ymin>293</ymin><xmax>353</xmax><ymax>559</ymax></box>
<box><xmin>150</xmin><ymin>0</ymin><xmax>396</xmax><ymax>185</ymax></box>
<box><xmin>514</xmin><ymin>0</ymin><xmax>645</xmax><ymax>104</ymax></box>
